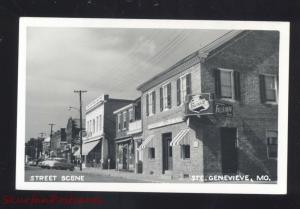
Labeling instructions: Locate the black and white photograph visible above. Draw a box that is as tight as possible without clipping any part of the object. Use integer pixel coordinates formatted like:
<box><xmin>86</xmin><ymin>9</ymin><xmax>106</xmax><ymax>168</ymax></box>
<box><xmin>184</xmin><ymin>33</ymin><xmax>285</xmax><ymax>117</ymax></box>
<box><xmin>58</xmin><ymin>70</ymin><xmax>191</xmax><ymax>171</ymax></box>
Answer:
<box><xmin>16</xmin><ymin>18</ymin><xmax>289</xmax><ymax>194</ymax></box>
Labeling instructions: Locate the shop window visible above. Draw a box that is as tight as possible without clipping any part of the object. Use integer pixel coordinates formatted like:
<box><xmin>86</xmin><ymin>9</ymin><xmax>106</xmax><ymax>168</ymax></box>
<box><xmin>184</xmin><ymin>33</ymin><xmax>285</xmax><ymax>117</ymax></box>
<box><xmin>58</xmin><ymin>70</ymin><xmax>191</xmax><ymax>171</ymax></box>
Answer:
<box><xmin>266</xmin><ymin>130</ymin><xmax>278</xmax><ymax>159</ymax></box>
<box><xmin>260</xmin><ymin>74</ymin><xmax>278</xmax><ymax>103</ymax></box>
<box><xmin>148</xmin><ymin>147</ymin><xmax>155</xmax><ymax>159</ymax></box>
<box><xmin>181</xmin><ymin>145</ymin><xmax>190</xmax><ymax>159</ymax></box>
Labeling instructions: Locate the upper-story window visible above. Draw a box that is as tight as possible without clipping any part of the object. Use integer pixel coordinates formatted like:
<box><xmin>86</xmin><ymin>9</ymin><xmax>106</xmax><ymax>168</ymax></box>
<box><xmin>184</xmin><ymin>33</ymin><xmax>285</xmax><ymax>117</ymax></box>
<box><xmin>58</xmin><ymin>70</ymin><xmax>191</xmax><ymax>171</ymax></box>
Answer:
<box><xmin>215</xmin><ymin>68</ymin><xmax>241</xmax><ymax>101</ymax></box>
<box><xmin>260</xmin><ymin>74</ymin><xmax>278</xmax><ymax>103</ymax></box>
<box><xmin>146</xmin><ymin>91</ymin><xmax>156</xmax><ymax>116</ymax></box>
<box><xmin>123</xmin><ymin>111</ymin><xmax>127</xmax><ymax>130</ymax></box>
<box><xmin>96</xmin><ymin>116</ymin><xmax>99</xmax><ymax>132</ymax></box>
<box><xmin>177</xmin><ymin>73</ymin><xmax>191</xmax><ymax>106</ymax></box>
<box><xmin>92</xmin><ymin>119</ymin><xmax>95</xmax><ymax>134</ymax></box>
<box><xmin>129</xmin><ymin>108</ymin><xmax>134</xmax><ymax>122</ymax></box>
<box><xmin>160</xmin><ymin>83</ymin><xmax>171</xmax><ymax>111</ymax></box>
<box><xmin>117</xmin><ymin>114</ymin><xmax>121</xmax><ymax>131</ymax></box>
<box><xmin>99</xmin><ymin>114</ymin><xmax>102</xmax><ymax>131</ymax></box>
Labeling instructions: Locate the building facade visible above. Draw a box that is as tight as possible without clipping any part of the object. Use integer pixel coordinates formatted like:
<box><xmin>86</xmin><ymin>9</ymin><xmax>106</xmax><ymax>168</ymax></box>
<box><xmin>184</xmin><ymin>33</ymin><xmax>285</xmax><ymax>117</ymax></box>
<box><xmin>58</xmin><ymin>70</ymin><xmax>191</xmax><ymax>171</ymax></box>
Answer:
<box><xmin>75</xmin><ymin>94</ymin><xmax>132</xmax><ymax>169</ymax></box>
<box><xmin>65</xmin><ymin>117</ymin><xmax>83</xmax><ymax>163</ymax></box>
<box><xmin>137</xmin><ymin>30</ymin><xmax>279</xmax><ymax>180</ymax></box>
<box><xmin>114</xmin><ymin>98</ymin><xmax>142</xmax><ymax>172</ymax></box>
<box><xmin>50</xmin><ymin>128</ymin><xmax>66</xmax><ymax>157</ymax></box>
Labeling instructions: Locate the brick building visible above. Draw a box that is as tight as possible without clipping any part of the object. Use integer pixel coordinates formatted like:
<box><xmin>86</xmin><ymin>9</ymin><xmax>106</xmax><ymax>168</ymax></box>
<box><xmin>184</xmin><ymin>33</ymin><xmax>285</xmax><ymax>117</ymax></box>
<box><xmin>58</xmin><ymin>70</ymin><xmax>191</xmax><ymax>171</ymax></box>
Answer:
<box><xmin>75</xmin><ymin>94</ymin><xmax>132</xmax><ymax>169</ymax></box>
<box><xmin>137</xmin><ymin>30</ymin><xmax>279</xmax><ymax>180</ymax></box>
<box><xmin>50</xmin><ymin>128</ymin><xmax>66</xmax><ymax>157</ymax></box>
<box><xmin>114</xmin><ymin>98</ymin><xmax>142</xmax><ymax>172</ymax></box>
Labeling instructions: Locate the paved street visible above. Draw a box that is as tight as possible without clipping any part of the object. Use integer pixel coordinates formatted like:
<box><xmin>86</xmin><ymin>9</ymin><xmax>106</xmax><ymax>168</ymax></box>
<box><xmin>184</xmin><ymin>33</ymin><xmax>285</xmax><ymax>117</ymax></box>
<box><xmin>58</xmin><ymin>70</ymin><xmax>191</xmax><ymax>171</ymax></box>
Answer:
<box><xmin>25</xmin><ymin>166</ymin><xmax>149</xmax><ymax>183</ymax></box>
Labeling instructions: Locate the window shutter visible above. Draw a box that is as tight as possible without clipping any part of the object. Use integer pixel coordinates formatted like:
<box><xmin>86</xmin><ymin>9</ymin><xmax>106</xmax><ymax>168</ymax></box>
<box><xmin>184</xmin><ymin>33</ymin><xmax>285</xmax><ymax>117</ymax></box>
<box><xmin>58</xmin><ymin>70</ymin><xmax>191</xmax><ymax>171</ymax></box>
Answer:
<box><xmin>160</xmin><ymin>87</ymin><xmax>163</xmax><ymax>111</ymax></box>
<box><xmin>177</xmin><ymin>79</ymin><xmax>181</xmax><ymax>106</ymax></box>
<box><xmin>120</xmin><ymin>112</ymin><xmax>123</xmax><ymax>130</ymax></box>
<box><xmin>186</xmin><ymin>73</ymin><xmax>192</xmax><ymax>95</ymax></box>
<box><xmin>259</xmin><ymin>74</ymin><xmax>266</xmax><ymax>103</ymax></box>
<box><xmin>146</xmin><ymin>94</ymin><xmax>149</xmax><ymax>116</ymax></box>
<box><xmin>167</xmin><ymin>83</ymin><xmax>172</xmax><ymax>108</ymax></box>
<box><xmin>234</xmin><ymin>71</ymin><xmax>241</xmax><ymax>101</ymax></box>
<box><xmin>152</xmin><ymin>91</ymin><xmax>156</xmax><ymax>114</ymax></box>
<box><xmin>215</xmin><ymin>69</ymin><xmax>221</xmax><ymax>99</ymax></box>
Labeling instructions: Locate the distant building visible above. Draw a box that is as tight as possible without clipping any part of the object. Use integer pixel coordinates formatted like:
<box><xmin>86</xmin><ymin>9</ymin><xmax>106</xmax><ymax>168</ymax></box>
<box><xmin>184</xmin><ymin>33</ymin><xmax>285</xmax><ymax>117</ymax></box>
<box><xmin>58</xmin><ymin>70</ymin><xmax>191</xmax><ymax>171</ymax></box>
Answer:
<box><xmin>74</xmin><ymin>94</ymin><xmax>132</xmax><ymax>169</ymax></box>
<box><xmin>42</xmin><ymin>136</ymin><xmax>51</xmax><ymax>158</ymax></box>
<box><xmin>114</xmin><ymin>97</ymin><xmax>142</xmax><ymax>173</ymax></box>
<box><xmin>137</xmin><ymin>30</ymin><xmax>279</xmax><ymax>180</ymax></box>
<box><xmin>65</xmin><ymin>117</ymin><xmax>85</xmax><ymax>163</ymax></box>
<box><xmin>50</xmin><ymin>128</ymin><xmax>66</xmax><ymax>157</ymax></box>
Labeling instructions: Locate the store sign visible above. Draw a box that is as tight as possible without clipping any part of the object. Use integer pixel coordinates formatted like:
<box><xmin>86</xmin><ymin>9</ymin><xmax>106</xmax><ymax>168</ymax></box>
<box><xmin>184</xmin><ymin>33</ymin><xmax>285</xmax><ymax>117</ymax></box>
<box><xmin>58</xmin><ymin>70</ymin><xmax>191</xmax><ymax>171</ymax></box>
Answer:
<box><xmin>186</xmin><ymin>93</ymin><xmax>233</xmax><ymax>117</ymax></box>
<box><xmin>215</xmin><ymin>102</ymin><xmax>233</xmax><ymax>116</ymax></box>
<box><xmin>186</xmin><ymin>93</ymin><xmax>214</xmax><ymax>115</ymax></box>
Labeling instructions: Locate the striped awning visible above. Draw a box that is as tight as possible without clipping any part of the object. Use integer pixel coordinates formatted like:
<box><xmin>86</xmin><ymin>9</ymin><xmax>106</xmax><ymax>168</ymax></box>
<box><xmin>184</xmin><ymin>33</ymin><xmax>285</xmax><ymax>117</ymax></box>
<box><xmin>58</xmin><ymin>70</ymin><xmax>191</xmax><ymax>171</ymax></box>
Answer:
<box><xmin>140</xmin><ymin>135</ymin><xmax>154</xmax><ymax>149</ymax></box>
<box><xmin>170</xmin><ymin>129</ymin><xmax>190</xmax><ymax>146</ymax></box>
<box><xmin>74</xmin><ymin>140</ymin><xmax>100</xmax><ymax>156</ymax></box>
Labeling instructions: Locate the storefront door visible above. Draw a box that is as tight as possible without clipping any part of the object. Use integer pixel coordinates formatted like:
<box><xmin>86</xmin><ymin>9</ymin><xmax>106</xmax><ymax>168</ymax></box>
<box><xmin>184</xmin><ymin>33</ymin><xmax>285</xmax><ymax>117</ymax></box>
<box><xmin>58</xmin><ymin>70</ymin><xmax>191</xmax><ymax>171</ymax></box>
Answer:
<box><xmin>162</xmin><ymin>133</ymin><xmax>173</xmax><ymax>173</ymax></box>
<box><xmin>220</xmin><ymin>127</ymin><xmax>238</xmax><ymax>175</ymax></box>
<box><xmin>122</xmin><ymin>145</ymin><xmax>128</xmax><ymax>170</ymax></box>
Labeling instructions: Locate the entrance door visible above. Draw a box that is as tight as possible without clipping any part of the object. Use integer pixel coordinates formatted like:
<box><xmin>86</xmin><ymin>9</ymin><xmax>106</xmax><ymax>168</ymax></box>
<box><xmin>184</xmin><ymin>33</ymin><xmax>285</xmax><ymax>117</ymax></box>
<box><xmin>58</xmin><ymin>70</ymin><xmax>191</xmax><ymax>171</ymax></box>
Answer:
<box><xmin>122</xmin><ymin>145</ymin><xmax>128</xmax><ymax>170</ymax></box>
<box><xmin>220</xmin><ymin>127</ymin><xmax>238</xmax><ymax>175</ymax></box>
<box><xmin>162</xmin><ymin>133</ymin><xmax>173</xmax><ymax>173</ymax></box>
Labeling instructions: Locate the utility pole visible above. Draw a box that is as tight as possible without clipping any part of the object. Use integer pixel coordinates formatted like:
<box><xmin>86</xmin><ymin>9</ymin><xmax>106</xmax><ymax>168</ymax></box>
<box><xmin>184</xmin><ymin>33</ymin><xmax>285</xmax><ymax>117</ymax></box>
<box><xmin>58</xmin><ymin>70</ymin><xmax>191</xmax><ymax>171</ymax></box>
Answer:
<box><xmin>74</xmin><ymin>90</ymin><xmax>87</xmax><ymax>171</ymax></box>
<box><xmin>48</xmin><ymin>123</ymin><xmax>55</xmax><ymax>157</ymax></box>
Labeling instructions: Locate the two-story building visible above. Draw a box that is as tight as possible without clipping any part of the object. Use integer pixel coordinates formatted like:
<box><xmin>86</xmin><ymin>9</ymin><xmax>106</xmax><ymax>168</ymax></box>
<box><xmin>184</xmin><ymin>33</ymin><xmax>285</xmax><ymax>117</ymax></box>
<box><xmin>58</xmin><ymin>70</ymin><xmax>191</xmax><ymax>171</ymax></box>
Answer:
<box><xmin>137</xmin><ymin>30</ymin><xmax>279</xmax><ymax>180</ymax></box>
<box><xmin>75</xmin><ymin>94</ymin><xmax>132</xmax><ymax>169</ymax></box>
<box><xmin>113</xmin><ymin>98</ymin><xmax>142</xmax><ymax>172</ymax></box>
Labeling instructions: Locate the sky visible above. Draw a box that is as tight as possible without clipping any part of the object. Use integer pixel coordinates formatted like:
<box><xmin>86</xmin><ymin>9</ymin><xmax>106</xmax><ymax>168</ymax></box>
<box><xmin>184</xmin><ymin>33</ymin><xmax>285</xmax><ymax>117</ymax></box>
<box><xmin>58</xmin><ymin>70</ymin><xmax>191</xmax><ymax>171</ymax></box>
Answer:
<box><xmin>25</xmin><ymin>26</ymin><xmax>229</xmax><ymax>140</ymax></box>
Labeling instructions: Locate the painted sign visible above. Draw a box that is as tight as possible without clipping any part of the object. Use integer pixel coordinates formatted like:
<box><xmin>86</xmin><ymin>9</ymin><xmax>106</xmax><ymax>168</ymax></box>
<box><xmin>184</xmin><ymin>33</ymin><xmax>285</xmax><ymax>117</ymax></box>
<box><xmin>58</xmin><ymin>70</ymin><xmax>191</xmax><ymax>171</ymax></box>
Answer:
<box><xmin>215</xmin><ymin>102</ymin><xmax>233</xmax><ymax>116</ymax></box>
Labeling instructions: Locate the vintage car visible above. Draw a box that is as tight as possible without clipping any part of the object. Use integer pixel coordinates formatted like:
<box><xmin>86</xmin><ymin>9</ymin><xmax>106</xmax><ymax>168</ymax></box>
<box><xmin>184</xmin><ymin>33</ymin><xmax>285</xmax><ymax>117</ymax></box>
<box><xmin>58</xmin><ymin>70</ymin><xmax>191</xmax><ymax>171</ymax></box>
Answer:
<box><xmin>42</xmin><ymin>158</ymin><xmax>74</xmax><ymax>171</ymax></box>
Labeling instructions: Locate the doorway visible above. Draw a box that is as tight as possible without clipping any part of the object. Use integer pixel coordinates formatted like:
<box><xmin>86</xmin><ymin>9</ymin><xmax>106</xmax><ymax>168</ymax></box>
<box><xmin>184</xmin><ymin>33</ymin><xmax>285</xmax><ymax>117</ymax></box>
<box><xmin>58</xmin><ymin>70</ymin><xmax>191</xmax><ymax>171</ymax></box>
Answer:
<box><xmin>162</xmin><ymin>133</ymin><xmax>173</xmax><ymax>173</ymax></box>
<box><xmin>220</xmin><ymin>127</ymin><xmax>238</xmax><ymax>175</ymax></box>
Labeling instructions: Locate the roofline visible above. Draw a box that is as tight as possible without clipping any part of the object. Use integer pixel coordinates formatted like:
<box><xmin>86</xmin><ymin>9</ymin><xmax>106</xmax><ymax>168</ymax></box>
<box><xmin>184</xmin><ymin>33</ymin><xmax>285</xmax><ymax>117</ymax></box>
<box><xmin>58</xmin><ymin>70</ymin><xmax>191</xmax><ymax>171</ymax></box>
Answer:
<box><xmin>113</xmin><ymin>103</ymin><xmax>134</xmax><ymax>114</ymax></box>
<box><xmin>136</xmin><ymin>30</ymin><xmax>244</xmax><ymax>92</ymax></box>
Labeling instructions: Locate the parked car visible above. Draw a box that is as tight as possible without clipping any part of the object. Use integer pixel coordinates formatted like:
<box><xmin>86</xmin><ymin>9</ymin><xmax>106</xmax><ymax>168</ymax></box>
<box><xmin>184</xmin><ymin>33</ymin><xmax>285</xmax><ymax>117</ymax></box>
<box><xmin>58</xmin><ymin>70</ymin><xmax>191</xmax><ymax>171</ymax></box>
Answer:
<box><xmin>42</xmin><ymin>158</ymin><xmax>74</xmax><ymax>171</ymax></box>
<box><xmin>27</xmin><ymin>160</ymin><xmax>37</xmax><ymax>166</ymax></box>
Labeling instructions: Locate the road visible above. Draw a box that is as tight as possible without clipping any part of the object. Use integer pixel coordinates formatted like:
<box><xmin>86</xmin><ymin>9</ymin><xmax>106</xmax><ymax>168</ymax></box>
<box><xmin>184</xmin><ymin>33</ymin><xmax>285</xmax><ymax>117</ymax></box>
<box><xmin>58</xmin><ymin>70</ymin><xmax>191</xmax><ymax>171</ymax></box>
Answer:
<box><xmin>25</xmin><ymin>166</ymin><xmax>148</xmax><ymax>183</ymax></box>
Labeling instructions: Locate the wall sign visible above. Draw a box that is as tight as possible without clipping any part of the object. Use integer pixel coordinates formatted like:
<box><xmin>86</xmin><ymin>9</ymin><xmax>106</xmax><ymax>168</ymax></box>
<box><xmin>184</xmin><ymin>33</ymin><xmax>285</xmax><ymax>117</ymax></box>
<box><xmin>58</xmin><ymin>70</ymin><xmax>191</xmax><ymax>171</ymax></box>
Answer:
<box><xmin>186</xmin><ymin>93</ymin><xmax>214</xmax><ymax>116</ymax></box>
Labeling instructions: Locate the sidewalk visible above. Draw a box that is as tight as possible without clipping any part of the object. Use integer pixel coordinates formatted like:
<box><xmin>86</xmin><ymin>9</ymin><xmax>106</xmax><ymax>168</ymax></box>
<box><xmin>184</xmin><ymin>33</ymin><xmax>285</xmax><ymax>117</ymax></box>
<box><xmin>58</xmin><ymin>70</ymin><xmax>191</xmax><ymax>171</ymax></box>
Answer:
<box><xmin>74</xmin><ymin>167</ymin><xmax>190</xmax><ymax>183</ymax></box>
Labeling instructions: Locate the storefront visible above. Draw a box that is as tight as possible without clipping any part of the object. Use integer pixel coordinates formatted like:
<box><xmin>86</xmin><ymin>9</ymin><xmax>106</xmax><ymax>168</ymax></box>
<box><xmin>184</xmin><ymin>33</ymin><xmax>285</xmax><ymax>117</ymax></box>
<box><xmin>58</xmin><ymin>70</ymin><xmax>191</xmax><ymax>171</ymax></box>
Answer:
<box><xmin>116</xmin><ymin>138</ymin><xmax>135</xmax><ymax>171</ymax></box>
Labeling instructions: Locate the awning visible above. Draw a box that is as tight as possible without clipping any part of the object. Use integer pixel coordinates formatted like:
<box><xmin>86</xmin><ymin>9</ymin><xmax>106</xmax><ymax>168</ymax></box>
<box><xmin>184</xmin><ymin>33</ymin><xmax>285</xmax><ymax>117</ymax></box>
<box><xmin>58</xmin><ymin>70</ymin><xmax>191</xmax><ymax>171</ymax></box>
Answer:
<box><xmin>170</xmin><ymin>129</ymin><xmax>190</xmax><ymax>146</ymax></box>
<box><xmin>116</xmin><ymin>137</ymin><xmax>132</xmax><ymax>144</ymax></box>
<box><xmin>140</xmin><ymin>135</ymin><xmax>154</xmax><ymax>149</ymax></box>
<box><xmin>73</xmin><ymin>140</ymin><xmax>100</xmax><ymax>156</ymax></box>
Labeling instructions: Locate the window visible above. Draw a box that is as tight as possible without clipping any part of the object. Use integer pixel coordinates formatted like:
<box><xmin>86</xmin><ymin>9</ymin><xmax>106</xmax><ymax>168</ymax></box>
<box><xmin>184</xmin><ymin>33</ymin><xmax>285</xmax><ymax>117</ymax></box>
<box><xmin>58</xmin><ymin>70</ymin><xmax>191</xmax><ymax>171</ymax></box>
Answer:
<box><xmin>266</xmin><ymin>130</ymin><xmax>277</xmax><ymax>159</ymax></box>
<box><xmin>123</xmin><ymin>111</ymin><xmax>127</xmax><ymax>130</ymax></box>
<box><xmin>177</xmin><ymin>73</ymin><xmax>192</xmax><ymax>105</ymax></box>
<box><xmin>129</xmin><ymin>108</ymin><xmax>134</xmax><ymax>122</ymax></box>
<box><xmin>181</xmin><ymin>145</ymin><xmax>190</xmax><ymax>159</ymax></box>
<box><xmin>160</xmin><ymin>83</ymin><xmax>171</xmax><ymax>111</ymax></box>
<box><xmin>148</xmin><ymin>147</ymin><xmax>155</xmax><ymax>159</ymax></box>
<box><xmin>92</xmin><ymin>119</ymin><xmax>95</xmax><ymax>133</ymax></box>
<box><xmin>96</xmin><ymin>116</ymin><xmax>99</xmax><ymax>132</ymax></box>
<box><xmin>146</xmin><ymin>91</ymin><xmax>156</xmax><ymax>116</ymax></box>
<box><xmin>215</xmin><ymin>69</ymin><xmax>240</xmax><ymax>100</ymax></box>
<box><xmin>118</xmin><ymin>114</ymin><xmax>121</xmax><ymax>131</ymax></box>
<box><xmin>99</xmin><ymin>115</ymin><xmax>102</xmax><ymax>131</ymax></box>
<box><xmin>260</xmin><ymin>74</ymin><xmax>278</xmax><ymax>103</ymax></box>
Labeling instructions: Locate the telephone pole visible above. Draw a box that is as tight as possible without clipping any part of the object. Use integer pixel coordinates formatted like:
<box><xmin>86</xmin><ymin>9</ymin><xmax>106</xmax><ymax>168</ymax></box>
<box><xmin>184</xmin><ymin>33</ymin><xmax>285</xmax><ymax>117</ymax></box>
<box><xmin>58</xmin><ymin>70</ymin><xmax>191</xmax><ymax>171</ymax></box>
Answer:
<box><xmin>48</xmin><ymin>123</ymin><xmax>55</xmax><ymax>157</ymax></box>
<box><xmin>74</xmin><ymin>90</ymin><xmax>87</xmax><ymax>171</ymax></box>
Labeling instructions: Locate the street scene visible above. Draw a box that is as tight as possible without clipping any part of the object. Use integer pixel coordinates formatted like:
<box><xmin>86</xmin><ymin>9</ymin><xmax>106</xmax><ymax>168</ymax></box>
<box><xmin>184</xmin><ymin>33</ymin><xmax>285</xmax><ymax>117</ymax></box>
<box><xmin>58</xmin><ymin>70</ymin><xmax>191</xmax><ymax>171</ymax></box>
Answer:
<box><xmin>23</xmin><ymin>24</ymin><xmax>281</xmax><ymax>184</ymax></box>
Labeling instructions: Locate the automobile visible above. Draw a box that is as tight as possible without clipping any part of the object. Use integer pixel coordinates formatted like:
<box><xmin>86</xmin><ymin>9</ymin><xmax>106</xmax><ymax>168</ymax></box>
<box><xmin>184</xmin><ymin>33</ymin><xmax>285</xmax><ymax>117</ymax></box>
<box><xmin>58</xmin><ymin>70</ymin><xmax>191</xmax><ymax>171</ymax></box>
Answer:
<box><xmin>27</xmin><ymin>160</ymin><xmax>37</xmax><ymax>166</ymax></box>
<box><xmin>43</xmin><ymin>158</ymin><xmax>74</xmax><ymax>171</ymax></box>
